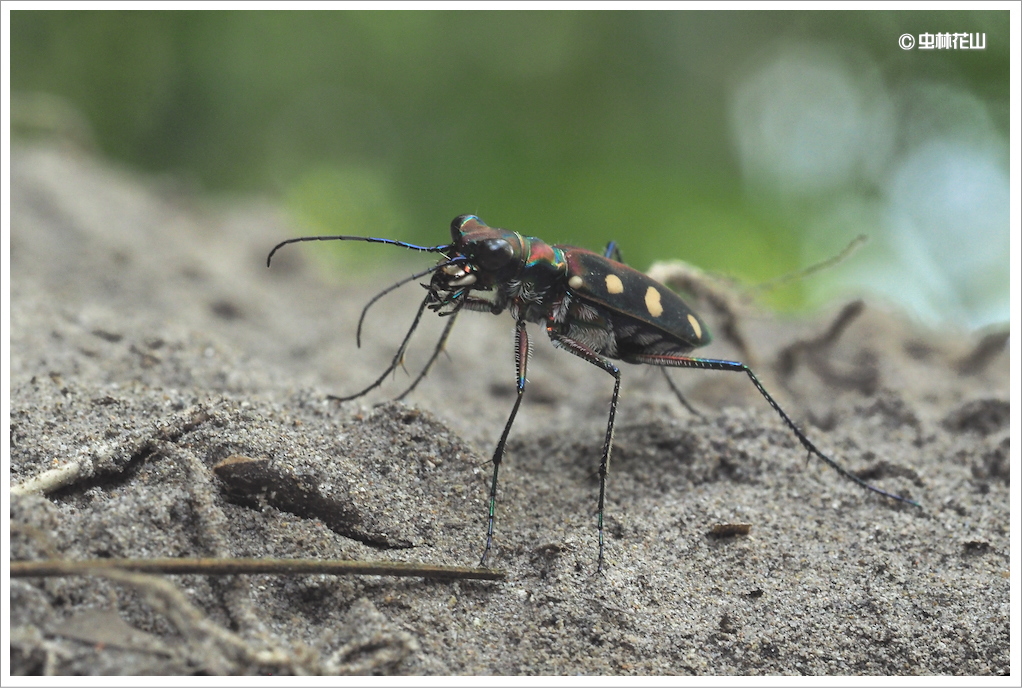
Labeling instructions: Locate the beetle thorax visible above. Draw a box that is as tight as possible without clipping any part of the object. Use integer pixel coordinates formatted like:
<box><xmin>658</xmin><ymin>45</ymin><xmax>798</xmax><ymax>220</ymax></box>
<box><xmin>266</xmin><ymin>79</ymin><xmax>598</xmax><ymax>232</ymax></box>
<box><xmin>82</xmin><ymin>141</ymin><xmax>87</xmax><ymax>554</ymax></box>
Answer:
<box><xmin>502</xmin><ymin>240</ymin><xmax>568</xmax><ymax>323</ymax></box>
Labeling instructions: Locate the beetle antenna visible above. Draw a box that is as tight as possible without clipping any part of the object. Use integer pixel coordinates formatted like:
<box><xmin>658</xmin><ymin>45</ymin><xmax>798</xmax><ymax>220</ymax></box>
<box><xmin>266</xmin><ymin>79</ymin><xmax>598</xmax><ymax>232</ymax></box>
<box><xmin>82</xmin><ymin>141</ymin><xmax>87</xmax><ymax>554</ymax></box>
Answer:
<box><xmin>751</xmin><ymin>234</ymin><xmax>868</xmax><ymax>294</ymax></box>
<box><xmin>266</xmin><ymin>235</ymin><xmax>451</xmax><ymax>267</ymax></box>
<box><xmin>356</xmin><ymin>259</ymin><xmax>461</xmax><ymax>348</ymax></box>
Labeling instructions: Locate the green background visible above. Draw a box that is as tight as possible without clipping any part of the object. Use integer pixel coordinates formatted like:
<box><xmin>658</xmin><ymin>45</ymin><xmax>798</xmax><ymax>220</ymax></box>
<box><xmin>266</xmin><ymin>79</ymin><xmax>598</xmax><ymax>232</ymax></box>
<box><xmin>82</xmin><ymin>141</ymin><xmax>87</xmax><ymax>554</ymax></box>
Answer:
<box><xmin>10</xmin><ymin>10</ymin><xmax>1011</xmax><ymax>319</ymax></box>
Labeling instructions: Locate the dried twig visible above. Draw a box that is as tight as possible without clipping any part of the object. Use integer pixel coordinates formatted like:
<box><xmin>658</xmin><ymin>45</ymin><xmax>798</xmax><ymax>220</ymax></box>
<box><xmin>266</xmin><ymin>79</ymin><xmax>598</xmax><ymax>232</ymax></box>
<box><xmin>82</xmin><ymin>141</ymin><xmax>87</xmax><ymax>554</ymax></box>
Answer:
<box><xmin>11</xmin><ymin>557</ymin><xmax>506</xmax><ymax>581</ymax></box>
<box><xmin>10</xmin><ymin>406</ymin><xmax>211</xmax><ymax>496</ymax></box>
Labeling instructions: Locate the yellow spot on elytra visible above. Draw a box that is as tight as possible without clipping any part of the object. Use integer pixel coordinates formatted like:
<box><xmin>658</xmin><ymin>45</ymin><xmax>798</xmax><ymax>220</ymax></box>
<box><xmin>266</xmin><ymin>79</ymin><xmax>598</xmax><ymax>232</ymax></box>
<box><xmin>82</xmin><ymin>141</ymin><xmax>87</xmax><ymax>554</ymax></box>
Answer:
<box><xmin>645</xmin><ymin>286</ymin><xmax>663</xmax><ymax>317</ymax></box>
<box><xmin>687</xmin><ymin>313</ymin><xmax>702</xmax><ymax>340</ymax></box>
<box><xmin>568</xmin><ymin>275</ymin><xmax>584</xmax><ymax>290</ymax></box>
<box><xmin>605</xmin><ymin>274</ymin><xmax>624</xmax><ymax>294</ymax></box>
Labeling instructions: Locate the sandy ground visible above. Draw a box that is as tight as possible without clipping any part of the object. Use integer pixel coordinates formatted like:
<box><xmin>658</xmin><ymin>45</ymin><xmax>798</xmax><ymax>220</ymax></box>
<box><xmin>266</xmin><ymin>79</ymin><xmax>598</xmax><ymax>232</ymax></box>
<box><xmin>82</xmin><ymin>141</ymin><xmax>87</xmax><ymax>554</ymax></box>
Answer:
<box><xmin>7</xmin><ymin>143</ymin><xmax>1011</xmax><ymax>675</ymax></box>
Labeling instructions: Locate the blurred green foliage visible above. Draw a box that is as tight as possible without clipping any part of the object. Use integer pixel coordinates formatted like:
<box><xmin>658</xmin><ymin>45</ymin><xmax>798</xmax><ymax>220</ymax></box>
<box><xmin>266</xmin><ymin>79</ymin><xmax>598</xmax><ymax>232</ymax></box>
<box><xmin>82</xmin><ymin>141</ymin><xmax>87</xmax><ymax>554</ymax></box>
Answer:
<box><xmin>11</xmin><ymin>10</ymin><xmax>1010</xmax><ymax>311</ymax></box>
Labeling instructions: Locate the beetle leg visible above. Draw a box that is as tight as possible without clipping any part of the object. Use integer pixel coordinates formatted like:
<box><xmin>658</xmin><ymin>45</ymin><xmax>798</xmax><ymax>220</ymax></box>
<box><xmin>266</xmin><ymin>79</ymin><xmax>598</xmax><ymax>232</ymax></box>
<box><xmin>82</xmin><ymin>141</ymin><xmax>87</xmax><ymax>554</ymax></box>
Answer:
<box><xmin>480</xmin><ymin>319</ymin><xmax>530</xmax><ymax>568</ymax></box>
<box><xmin>460</xmin><ymin>295</ymin><xmax>506</xmax><ymax>316</ymax></box>
<box><xmin>602</xmin><ymin>241</ymin><xmax>623</xmax><ymax>263</ymax></box>
<box><xmin>626</xmin><ymin>353</ymin><xmax>919</xmax><ymax>507</ymax></box>
<box><xmin>391</xmin><ymin>311</ymin><xmax>460</xmax><ymax>402</ymax></box>
<box><xmin>546</xmin><ymin>328</ymin><xmax>622</xmax><ymax>574</ymax></box>
<box><xmin>329</xmin><ymin>293</ymin><xmax>432</xmax><ymax>402</ymax></box>
<box><xmin>388</xmin><ymin>296</ymin><xmax>505</xmax><ymax>402</ymax></box>
<box><xmin>356</xmin><ymin>264</ymin><xmax>447</xmax><ymax>347</ymax></box>
<box><xmin>659</xmin><ymin>368</ymin><xmax>704</xmax><ymax>418</ymax></box>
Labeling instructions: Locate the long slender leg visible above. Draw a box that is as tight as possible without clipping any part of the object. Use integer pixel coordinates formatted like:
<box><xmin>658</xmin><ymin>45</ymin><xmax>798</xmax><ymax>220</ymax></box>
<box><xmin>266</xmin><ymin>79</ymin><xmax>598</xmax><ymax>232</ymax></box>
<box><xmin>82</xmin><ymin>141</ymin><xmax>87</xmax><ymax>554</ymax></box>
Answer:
<box><xmin>342</xmin><ymin>292</ymin><xmax>498</xmax><ymax>404</ymax></box>
<box><xmin>627</xmin><ymin>353</ymin><xmax>919</xmax><ymax>507</ymax></box>
<box><xmin>547</xmin><ymin>329</ymin><xmax>621</xmax><ymax>573</ymax></box>
<box><xmin>603</xmin><ymin>241</ymin><xmax>623</xmax><ymax>262</ymax></box>
<box><xmin>392</xmin><ymin>311</ymin><xmax>460</xmax><ymax>402</ymax></box>
<box><xmin>480</xmin><ymin>319</ymin><xmax>530</xmax><ymax>567</ymax></box>
<box><xmin>355</xmin><ymin>264</ymin><xmax>444</xmax><ymax>347</ymax></box>
<box><xmin>659</xmin><ymin>368</ymin><xmax>704</xmax><ymax>418</ymax></box>
<box><xmin>329</xmin><ymin>293</ymin><xmax>431</xmax><ymax>402</ymax></box>
<box><xmin>393</xmin><ymin>294</ymin><xmax>506</xmax><ymax>401</ymax></box>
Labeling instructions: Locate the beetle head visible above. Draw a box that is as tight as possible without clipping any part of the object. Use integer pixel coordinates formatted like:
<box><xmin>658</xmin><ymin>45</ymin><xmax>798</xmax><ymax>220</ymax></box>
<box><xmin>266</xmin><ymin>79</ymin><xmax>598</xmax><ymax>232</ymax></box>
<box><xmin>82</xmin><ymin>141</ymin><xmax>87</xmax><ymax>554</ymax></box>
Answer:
<box><xmin>439</xmin><ymin>215</ymin><xmax>526</xmax><ymax>289</ymax></box>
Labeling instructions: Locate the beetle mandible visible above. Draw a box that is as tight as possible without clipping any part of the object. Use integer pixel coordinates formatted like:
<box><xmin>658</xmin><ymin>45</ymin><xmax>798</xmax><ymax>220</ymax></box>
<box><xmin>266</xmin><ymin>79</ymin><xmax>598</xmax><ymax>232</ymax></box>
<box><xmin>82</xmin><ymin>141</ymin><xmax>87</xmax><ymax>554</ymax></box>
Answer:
<box><xmin>267</xmin><ymin>214</ymin><xmax>919</xmax><ymax>572</ymax></box>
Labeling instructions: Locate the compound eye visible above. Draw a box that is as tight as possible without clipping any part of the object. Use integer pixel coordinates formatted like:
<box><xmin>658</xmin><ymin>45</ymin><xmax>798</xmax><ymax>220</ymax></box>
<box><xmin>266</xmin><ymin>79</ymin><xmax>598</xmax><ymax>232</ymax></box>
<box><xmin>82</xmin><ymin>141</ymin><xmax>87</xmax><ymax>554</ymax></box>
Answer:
<box><xmin>475</xmin><ymin>238</ymin><xmax>514</xmax><ymax>271</ymax></box>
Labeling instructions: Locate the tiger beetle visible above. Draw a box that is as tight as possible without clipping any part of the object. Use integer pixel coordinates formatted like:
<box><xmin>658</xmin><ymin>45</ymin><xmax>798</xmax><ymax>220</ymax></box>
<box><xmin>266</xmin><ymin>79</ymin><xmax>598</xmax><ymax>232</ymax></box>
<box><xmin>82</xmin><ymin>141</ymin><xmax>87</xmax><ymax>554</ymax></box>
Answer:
<box><xmin>267</xmin><ymin>215</ymin><xmax>920</xmax><ymax>573</ymax></box>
